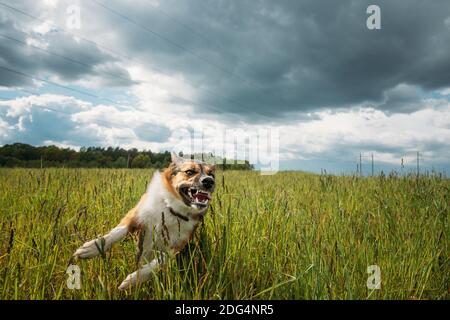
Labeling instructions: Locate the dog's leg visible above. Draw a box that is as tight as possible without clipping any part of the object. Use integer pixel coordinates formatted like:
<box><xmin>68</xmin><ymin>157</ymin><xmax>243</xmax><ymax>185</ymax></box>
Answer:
<box><xmin>118</xmin><ymin>228</ymin><xmax>164</xmax><ymax>290</ymax></box>
<box><xmin>73</xmin><ymin>203</ymin><xmax>142</xmax><ymax>259</ymax></box>
<box><xmin>118</xmin><ymin>257</ymin><xmax>162</xmax><ymax>290</ymax></box>
<box><xmin>73</xmin><ymin>225</ymin><xmax>128</xmax><ymax>259</ymax></box>
<box><xmin>118</xmin><ymin>249</ymin><xmax>167</xmax><ymax>290</ymax></box>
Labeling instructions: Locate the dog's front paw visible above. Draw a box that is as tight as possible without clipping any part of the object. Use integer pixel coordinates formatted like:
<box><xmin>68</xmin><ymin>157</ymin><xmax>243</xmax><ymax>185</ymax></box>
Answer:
<box><xmin>73</xmin><ymin>239</ymin><xmax>103</xmax><ymax>259</ymax></box>
<box><xmin>118</xmin><ymin>272</ymin><xmax>137</xmax><ymax>290</ymax></box>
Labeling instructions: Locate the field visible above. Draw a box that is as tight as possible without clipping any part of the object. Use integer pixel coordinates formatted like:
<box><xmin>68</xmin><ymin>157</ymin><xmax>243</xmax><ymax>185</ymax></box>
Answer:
<box><xmin>0</xmin><ymin>168</ymin><xmax>448</xmax><ymax>300</ymax></box>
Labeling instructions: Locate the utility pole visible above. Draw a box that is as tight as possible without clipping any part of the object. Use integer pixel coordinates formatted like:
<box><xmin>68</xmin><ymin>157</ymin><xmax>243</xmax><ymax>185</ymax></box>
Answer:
<box><xmin>416</xmin><ymin>151</ymin><xmax>420</xmax><ymax>177</ymax></box>
<box><xmin>127</xmin><ymin>153</ymin><xmax>130</xmax><ymax>168</ymax></box>
<box><xmin>359</xmin><ymin>153</ymin><xmax>362</xmax><ymax>177</ymax></box>
<box><xmin>371</xmin><ymin>153</ymin><xmax>374</xmax><ymax>176</ymax></box>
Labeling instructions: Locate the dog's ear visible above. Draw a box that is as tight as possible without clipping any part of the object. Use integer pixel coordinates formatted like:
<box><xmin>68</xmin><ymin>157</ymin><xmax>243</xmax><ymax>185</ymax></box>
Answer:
<box><xmin>171</xmin><ymin>152</ymin><xmax>184</xmax><ymax>166</ymax></box>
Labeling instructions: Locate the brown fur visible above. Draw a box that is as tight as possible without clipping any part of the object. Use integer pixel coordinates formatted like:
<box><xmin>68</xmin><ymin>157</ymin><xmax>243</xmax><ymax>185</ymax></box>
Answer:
<box><xmin>162</xmin><ymin>162</ymin><xmax>215</xmax><ymax>197</ymax></box>
<box><xmin>118</xmin><ymin>161</ymin><xmax>214</xmax><ymax>236</ymax></box>
<box><xmin>162</xmin><ymin>165</ymin><xmax>181</xmax><ymax>200</ymax></box>
<box><xmin>74</xmin><ymin>155</ymin><xmax>216</xmax><ymax>289</ymax></box>
<box><xmin>119</xmin><ymin>194</ymin><xmax>146</xmax><ymax>233</ymax></box>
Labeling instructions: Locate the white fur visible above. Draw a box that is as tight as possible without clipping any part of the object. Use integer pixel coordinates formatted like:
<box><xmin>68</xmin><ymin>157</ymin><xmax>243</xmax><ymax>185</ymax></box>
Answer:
<box><xmin>74</xmin><ymin>170</ymin><xmax>208</xmax><ymax>290</ymax></box>
<box><xmin>73</xmin><ymin>225</ymin><xmax>128</xmax><ymax>259</ymax></box>
<box><xmin>118</xmin><ymin>258</ymin><xmax>161</xmax><ymax>290</ymax></box>
<box><xmin>136</xmin><ymin>171</ymin><xmax>205</xmax><ymax>252</ymax></box>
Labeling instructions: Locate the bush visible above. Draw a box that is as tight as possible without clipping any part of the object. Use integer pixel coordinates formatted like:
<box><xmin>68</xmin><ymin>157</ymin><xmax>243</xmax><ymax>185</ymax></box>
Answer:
<box><xmin>131</xmin><ymin>154</ymin><xmax>151</xmax><ymax>168</ymax></box>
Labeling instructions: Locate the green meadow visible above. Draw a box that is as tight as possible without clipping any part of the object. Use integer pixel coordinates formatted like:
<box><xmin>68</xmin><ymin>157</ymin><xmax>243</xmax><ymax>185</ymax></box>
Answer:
<box><xmin>0</xmin><ymin>168</ymin><xmax>448</xmax><ymax>299</ymax></box>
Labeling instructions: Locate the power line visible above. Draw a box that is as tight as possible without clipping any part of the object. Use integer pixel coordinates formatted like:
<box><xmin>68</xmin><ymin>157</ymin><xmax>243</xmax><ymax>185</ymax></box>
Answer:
<box><xmin>0</xmin><ymin>90</ymin><xmax>284</xmax><ymax>148</ymax></box>
<box><xmin>0</xmin><ymin>1</ymin><xmax>140</xmax><ymax>63</ymax></box>
<box><xmin>0</xmin><ymin>65</ymin><xmax>131</xmax><ymax>109</ymax></box>
<box><xmin>91</xmin><ymin>0</ymin><xmax>254</xmax><ymax>88</ymax></box>
<box><xmin>0</xmin><ymin>88</ymin><xmax>267</xmax><ymax>145</ymax></box>
<box><xmin>0</xmin><ymin>32</ymin><xmax>277</xmax><ymax>120</ymax></box>
<box><xmin>0</xmin><ymin>90</ymin><xmax>91</xmax><ymax>117</ymax></box>
<box><xmin>146</xmin><ymin>0</ymin><xmax>259</xmax><ymax>77</ymax></box>
<box><xmin>91</xmin><ymin>0</ymin><xmax>300</xmax><ymax>120</ymax></box>
<box><xmin>0</xmin><ymin>33</ymin><xmax>140</xmax><ymax>87</ymax></box>
<box><xmin>0</xmin><ymin>1</ymin><xmax>279</xmax><ymax>120</ymax></box>
<box><xmin>0</xmin><ymin>70</ymin><xmax>277</xmax><ymax>146</ymax></box>
<box><xmin>0</xmin><ymin>87</ymin><xmax>162</xmax><ymax>142</ymax></box>
<box><xmin>92</xmin><ymin>0</ymin><xmax>294</xmax><ymax>113</ymax></box>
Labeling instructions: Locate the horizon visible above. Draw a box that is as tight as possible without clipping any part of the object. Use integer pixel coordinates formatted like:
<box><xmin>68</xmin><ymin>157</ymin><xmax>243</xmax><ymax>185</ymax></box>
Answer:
<box><xmin>1</xmin><ymin>141</ymin><xmax>446</xmax><ymax>177</ymax></box>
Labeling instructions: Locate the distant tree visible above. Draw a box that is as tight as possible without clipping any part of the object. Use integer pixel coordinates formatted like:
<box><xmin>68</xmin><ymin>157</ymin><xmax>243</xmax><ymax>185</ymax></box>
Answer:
<box><xmin>97</xmin><ymin>155</ymin><xmax>113</xmax><ymax>167</ymax></box>
<box><xmin>131</xmin><ymin>154</ymin><xmax>151</xmax><ymax>168</ymax></box>
<box><xmin>0</xmin><ymin>143</ymin><xmax>254</xmax><ymax>170</ymax></box>
<box><xmin>112</xmin><ymin>156</ymin><xmax>127</xmax><ymax>168</ymax></box>
<box><xmin>153</xmin><ymin>161</ymin><xmax>162</xmax><ymax>169</ymax></box>
<box><xmin>0</xmin><ymin>155</ymin><xmax>21</xmax><ymax>167</ymax></box>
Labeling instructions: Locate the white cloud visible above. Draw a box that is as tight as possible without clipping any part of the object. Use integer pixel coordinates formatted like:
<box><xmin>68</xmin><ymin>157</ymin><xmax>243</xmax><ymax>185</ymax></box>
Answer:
<box><xmin>278</xmin><ymin>103</ymin><xmax>450</xmax><ymax>164</ymax></box>
<box><xmin>0</xmin><ymin>94</ymin><xmax>90</xmax><ymax>117</ymax></box>
<box><xmin>0</xmin><ymin>117</ymin><xmax>9</xmax><ymax>137</ymax></box>
<box><xmin>43</xmin><ymin>0</ymin><xmax>59</xmax><ymax>8</ymax></box>
<box><xmin>127</xmin><ymin>64</ymin><xmax>199</xmax><ymax>115</ymax></box>
<box><xmin>1</xmin><ymin>93</ymin><xmax>449</xmax><ymax>170</ymax></box>
<box><xmin>439</xmin><ymin>87</ymin><xmax>450</xmax><ymax>96</ymax></box>
<box><xmin>32</xmin><ymin>20</ymin><xmax>55</xmax><ymax>35</ymax></box>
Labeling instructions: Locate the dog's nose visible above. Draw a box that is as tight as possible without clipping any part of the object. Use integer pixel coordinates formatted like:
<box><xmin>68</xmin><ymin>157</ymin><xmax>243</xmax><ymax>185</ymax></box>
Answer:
<box><xmin>201</xmin><ymin>177</ymin><xmax>215</xmax><ymax>190</ymax></box>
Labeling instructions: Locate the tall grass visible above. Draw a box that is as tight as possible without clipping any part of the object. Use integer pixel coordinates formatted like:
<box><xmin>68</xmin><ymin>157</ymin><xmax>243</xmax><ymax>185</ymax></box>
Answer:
<box><xmin>0</xmin><ymin>168</ymin><xmax>448</xmax><ymax>299</ymax></box>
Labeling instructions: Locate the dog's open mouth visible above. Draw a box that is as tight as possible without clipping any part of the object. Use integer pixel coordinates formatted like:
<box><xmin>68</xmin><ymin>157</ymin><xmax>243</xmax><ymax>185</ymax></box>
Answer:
<box><xmin>181</xmin><ymin>187</ymin><xmax>211</xmax><ymax>207</ymax></box>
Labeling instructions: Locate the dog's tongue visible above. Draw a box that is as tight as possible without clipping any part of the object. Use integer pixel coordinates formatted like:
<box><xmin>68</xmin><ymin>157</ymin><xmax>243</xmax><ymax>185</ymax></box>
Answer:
<box><xmin>195</xmin><ymin>193</ymin><xmax>209</xmax><ymax>202</ymax></box>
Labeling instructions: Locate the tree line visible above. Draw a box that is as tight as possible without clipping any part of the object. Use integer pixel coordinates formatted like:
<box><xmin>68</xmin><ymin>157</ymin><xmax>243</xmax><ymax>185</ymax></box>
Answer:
<box><xmin>0</xmin><ymin>143</ymin><xmax>254</xmax><ymax>170</ymax></box>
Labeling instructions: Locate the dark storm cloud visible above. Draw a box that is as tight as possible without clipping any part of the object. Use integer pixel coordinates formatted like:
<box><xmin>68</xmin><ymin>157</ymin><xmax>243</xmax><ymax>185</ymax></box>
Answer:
<box><xmin>1</xmin><ymin>0</ymin><xmax>450</xmax><ymax>120</ymax></box>
<box><xmin>377</xmin><ymin>84</ymin><xmax>424</xmax><ymax>113</ymax></box>
<box><xmin>81</xmin><ymin>0</ymin><xmax>450</xmax><ymax>119</ymax></box>
<box><xmin>0</xmin><ymin>11</ymin><xmax>134</xmax><ymax>88</ymax></box>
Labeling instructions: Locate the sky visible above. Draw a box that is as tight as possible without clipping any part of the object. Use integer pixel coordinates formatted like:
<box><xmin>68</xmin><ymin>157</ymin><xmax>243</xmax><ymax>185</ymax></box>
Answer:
<box><xmin>0</xmin><ymin>0</ymin><xmax>450</xmax><ymax>174</ymax></box>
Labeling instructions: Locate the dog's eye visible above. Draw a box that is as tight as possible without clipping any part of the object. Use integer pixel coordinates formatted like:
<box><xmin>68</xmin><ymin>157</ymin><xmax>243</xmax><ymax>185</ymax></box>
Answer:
<box><xmin>185</xmin><ymin>170</ymin><xmax>196</xmax><ymax>176</ymax></box>
<box><xmin>209</xmin><ymin>172</ymin><xmax>215</xmax><ymax>178</ymax></box>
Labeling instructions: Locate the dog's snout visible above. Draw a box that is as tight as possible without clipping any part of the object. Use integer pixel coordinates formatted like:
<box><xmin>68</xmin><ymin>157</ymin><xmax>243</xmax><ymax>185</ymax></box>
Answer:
<box><xmin>201</xmin><ymin>177</ymin><xmax>215</xmax><ymax>189</ymax></box>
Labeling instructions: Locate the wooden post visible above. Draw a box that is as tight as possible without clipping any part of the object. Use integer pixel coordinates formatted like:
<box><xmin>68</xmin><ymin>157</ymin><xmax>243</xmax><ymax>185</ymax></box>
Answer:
<box><xmin>371</xmin><ymin>153</ymin><xmax>374</xmax><ymax>176</ymax></box>
<box><xmin>360</xmin><ymin>153</ymin><xmax>362</xmax><ymax>177</ymax></box>
<box><xmin>416</xmin><ymin>151</ymin><xmax>420</xmax><ymax>177</ymax></box>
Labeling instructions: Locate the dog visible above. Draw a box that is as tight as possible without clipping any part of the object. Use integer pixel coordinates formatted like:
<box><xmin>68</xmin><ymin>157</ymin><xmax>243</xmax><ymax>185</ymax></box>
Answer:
<box><xmin>73</xmin><ymin>152</ymin><xmax>215</xmax><ymax>290</ymax></box>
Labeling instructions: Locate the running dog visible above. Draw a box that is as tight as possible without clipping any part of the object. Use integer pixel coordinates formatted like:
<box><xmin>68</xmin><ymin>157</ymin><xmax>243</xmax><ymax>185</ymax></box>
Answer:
<box><xmin>73</xmin><ymin>153</ymin><xmax>215</xmax><ymax>290</ymax></box>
